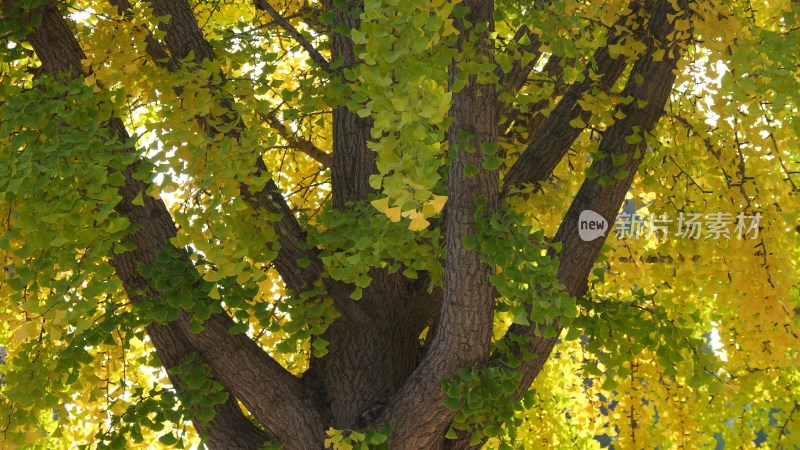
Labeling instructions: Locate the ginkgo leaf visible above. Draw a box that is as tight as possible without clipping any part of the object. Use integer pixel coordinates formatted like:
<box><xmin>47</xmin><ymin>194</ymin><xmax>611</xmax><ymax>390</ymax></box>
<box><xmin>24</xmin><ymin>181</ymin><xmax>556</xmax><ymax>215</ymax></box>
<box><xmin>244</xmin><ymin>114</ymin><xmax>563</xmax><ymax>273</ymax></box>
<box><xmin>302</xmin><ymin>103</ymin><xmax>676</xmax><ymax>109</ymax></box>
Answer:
<box><xmin>428</xmin><ymin>195</ymin><xmax>447</xmax><ymax>214</ymax></box>
<box><xmin>407</xmin><ymin>211</ymin><xmax>430</xmax><ymax>231</ymax></box>
<box><xmin>370</xmin><ymin>197</ymin><xmax>390</xmax><ymax>213</ymax></box>
<box><xmin>385</xmin><ymin>206</ymin><xmax>402</xmax><ymax>222</ymax></box>
<box><xmin>569</xmin><ymin>116</ymin><xmax>586</xmax><ymax>128</ymax></box>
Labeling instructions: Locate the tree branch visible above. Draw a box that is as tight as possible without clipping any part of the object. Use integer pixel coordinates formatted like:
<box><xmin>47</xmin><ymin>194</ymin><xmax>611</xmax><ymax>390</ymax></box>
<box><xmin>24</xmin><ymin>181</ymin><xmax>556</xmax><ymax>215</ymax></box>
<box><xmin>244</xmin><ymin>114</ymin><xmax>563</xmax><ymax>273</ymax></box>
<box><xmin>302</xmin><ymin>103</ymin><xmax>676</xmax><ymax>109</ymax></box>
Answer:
<box><xmin>500</xmin><ymin>54</ymin><xmax>568</xmax><ymax>141</ymax></box>
<box><xmin>495</xmin><ymin>0</ymin><xmax>558</xmax><ymax>91</ymax></box>
<box><xmin>497</xmin><ymin>25</ymin><xmax>542</xmax><ymax>93</ymax></box>
<box><xmin>503</xmin><ymin>0</ymin><xmax>650</xmax><ymax>190</ymax></box>
<box><xmin>173</xmin><ymin>311</ymin><xmax>327</xmax><ymax>449</ymax></box>
<box><xmin>253</xmin><ymin>0</ymin><xmax>331</xmax><ymax>72</ymax></box>
<box><xmin>259</xmin><ymin>109</ymin><xmax>332</xmax><ymax>167</ymax></box>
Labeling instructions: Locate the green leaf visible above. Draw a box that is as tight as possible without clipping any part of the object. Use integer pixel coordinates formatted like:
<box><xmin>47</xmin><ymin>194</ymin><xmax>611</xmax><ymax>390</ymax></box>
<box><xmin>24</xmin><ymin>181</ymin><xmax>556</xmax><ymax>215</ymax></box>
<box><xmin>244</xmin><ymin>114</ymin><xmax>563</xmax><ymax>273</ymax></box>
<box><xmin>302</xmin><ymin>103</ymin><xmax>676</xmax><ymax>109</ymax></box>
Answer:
<box><xmin>482</xmin><ymin>155</ymin><xmax>502</xmax><ymax>170</ymax></box>
<box><xmin>625</xmin><ymin>132</ymin><xmax>642</xmax><ymax>144</ymax></box>
<box><xmin>443</xmin><ymin>397</ymin><xmax>462</xmax><ymax>411</ymax></box>
<box><xmin>584</xmin><ymin>166</ymin><xmax>599</xmax><ymax>179</ymax></box>
<box><xmin>598</xmin><ymin>175</ymin><xmax>616</xmax><ymax>187</ymax></box>
<box><xmin>351</xmin><ymin>28</ymin><xmax>367</xmax><ymax>44</ymax></box>
<box><xmin>158</xmin><ymin>433</ymin><xmax>178</xmax><ymax>446</ymax></box>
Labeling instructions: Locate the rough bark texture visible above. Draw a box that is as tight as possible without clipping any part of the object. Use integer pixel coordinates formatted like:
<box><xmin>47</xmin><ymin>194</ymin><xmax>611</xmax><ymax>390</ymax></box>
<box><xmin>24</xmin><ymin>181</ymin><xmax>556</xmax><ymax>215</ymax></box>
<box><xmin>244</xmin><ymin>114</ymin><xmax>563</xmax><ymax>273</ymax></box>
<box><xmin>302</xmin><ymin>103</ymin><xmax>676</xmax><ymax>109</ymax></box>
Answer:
<box><xmin>2</xmin><ymin>0</ymin><xmax>693</xmax><ymax>447</ymax></box>
<box><xmin>325</xmin><ymin>0</ymin><xmax>376</xmax><ymax>209</ymax></box>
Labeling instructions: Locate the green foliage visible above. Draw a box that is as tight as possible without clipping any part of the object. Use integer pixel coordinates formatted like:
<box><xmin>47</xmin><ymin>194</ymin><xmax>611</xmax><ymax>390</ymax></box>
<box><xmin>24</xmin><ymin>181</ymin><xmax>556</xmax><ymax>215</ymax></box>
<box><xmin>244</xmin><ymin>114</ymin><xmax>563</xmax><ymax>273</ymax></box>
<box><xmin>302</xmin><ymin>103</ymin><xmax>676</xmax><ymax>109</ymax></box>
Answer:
<box><xmin>267</xmin><ymin>282</ymin><xmax>337</xmax><ymax>359</ymax></box>
<box><xmin>442</xmin><ymin>366</ymin><xmax>532</xmax><ymax>447</ymax></box>
<box><xmin>312</xmin><ymin>202</ymin><xmax>444</xmax><ymax>298</ymax></box>
<box><xmin>468</xmin><ymin>207</ymin><xmax>574</xmax><ymax>335</ymax></box>
<box><xmin>92</xmin><ymin>353</ymin><xmax>226</xmax><ymax>450</ymax></box>
<box><xmin>571</xmin><ymin>288</ymin><xmax>718</xmax><ymax>389</ymax></box>
<box><xmin>342</xmin><ymin>0</ymin><xmax>456</xmax><ymax>220</ymax></box>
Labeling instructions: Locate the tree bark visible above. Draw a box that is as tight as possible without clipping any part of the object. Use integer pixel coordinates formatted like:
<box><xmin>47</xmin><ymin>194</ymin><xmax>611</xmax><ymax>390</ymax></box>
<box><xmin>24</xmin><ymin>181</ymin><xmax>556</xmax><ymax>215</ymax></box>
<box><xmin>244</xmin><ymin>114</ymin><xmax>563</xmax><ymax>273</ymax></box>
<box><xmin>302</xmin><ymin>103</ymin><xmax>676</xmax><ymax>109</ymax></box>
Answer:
<box><xmin>325</xmin><ymin>0</ymin><xmax>376</xmax><ymax>209</ymax></box>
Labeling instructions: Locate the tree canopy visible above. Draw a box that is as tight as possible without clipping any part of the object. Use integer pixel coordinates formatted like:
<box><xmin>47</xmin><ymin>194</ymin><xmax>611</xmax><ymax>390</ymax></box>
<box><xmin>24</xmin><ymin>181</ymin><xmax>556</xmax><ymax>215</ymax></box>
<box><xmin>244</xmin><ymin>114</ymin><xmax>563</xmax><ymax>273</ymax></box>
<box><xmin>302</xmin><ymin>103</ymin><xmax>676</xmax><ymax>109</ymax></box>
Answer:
<box><xmin>0</xmin><ymin>0</ymin><xmax>798</xmax><ymax>448</ymax></box>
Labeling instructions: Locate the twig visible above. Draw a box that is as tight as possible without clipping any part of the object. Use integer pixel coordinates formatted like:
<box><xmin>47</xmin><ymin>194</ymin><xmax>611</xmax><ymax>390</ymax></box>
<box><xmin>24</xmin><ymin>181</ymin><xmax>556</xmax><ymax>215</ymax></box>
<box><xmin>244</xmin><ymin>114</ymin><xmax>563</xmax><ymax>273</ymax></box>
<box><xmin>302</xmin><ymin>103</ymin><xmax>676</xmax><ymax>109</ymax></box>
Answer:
<box><xmin>254</xmin><ymin>0</ymin><xmax>330</xmax><ymax>72</ymax></box>
<box><xmin>259</xmin><ymin>110</ymin><xmax>332</xmax><ymax>167</ymax></box>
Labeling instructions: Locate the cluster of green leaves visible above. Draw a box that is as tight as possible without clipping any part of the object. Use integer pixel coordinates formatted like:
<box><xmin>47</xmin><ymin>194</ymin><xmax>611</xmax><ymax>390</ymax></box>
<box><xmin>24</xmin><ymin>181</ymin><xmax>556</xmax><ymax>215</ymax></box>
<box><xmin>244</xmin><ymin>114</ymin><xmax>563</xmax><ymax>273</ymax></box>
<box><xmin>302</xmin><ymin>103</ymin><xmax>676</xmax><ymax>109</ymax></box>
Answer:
<box><xmin>441</xmin><ymin>366</ymin><xmax>532</xmax><ymax>448</ymax></box>
<box><xmin>262</xmin><ymin>282</ymin><xmax>337</xmax><ymax>359</ymax></box>
<box><xmin>467</xmin><ymin>205</ymin><xmax>574</xmax><ymax>337</ymax></box>
<box><xmin>0</xmin><ymin>73</ymin><xmax>135</xmax><ymax>273</ymax></box>
<box><xmin>311</xmin><ymin>202</ymin><xmax>444</xmax><ymax>299</ymax></box>
<box><xmin>0</xmin><ymin>69</ymin><xmax>146</xmax><ymax>445</ymax></box>
<box><xmin>137</xmin><ymin>249</ymin><xmax>218</xmax><ymax>327</ymax></box>
<box><xmin>136</xmin><ymin>247</ymin><xmax>259</xmax><ymax>330</ymax></box>
<box><xmin>324</xmin><ymin>426</ymin><xmax>391</xmax><ymax>450</ymax></box>
<box><xmin>140</xmin><ymin>247</ymin><xmax>336</xmax><ymax>359</ymax></box>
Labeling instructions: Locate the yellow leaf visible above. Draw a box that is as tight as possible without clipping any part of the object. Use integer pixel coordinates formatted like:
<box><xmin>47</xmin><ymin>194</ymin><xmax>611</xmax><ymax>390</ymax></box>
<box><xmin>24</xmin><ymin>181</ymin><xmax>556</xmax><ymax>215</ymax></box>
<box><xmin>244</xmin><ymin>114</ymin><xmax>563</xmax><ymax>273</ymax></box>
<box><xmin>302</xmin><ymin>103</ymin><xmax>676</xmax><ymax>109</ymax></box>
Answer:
<box><xmin>428</xmin><ymin>195</ymin><xmax>447</xmax><ymax>214</ymax></box>
<box><xmin>391</xmin><ymin>97</ymin><xmax>406</xmax><ymax>111</ymax></box>
<box><xmin>674</xmin><ymin>19</ymin><xmax>690</xmax><ymax>32</ymax></box>
<box><xmin>569</xmin><ymin>116</ymin><xmax>586</xmax><ymax>129</ymax></box>
<box><xmin>385</xmin><ymin>206</ymin><xmax>402</xmax><ymax>222</ymax></box>
<box><xmin>236</xmin><ymin>270</ymin><xmax>251</xmax><ymax>285</ymax></box>
<box><xmin>371</xmin><ymin>197</ymin><xmax>390</xmax><ymax>213</ymax></box>
<box><xmin>52</xmin><ymin>309</ymin><xmax>68</xmax><ymax>326</ymax></box>
<box><xmin>14</xmin><ymin>321</ymin><xmax>38</xmax><ymax>341</ymax></box>
<box><xmin>406</xmin><ymin>210</ymin><xmax>430</xmax><ymax>231</ymax></box>
<box><xmin>208</xmin><ymin>286</ymin><xmax>221</xmax><ymax>299</ymax></box>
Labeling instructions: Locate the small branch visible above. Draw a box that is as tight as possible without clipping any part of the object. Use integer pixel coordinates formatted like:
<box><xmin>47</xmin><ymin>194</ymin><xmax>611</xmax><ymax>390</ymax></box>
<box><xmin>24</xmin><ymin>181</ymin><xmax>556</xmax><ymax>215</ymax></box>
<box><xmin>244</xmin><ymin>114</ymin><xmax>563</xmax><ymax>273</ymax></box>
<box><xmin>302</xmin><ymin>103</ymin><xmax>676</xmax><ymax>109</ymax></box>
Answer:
<box><xmin>254</xmin><ymin>0</ymin><xmax>331</xmax><ymax>72</ymax></box>
<box><xmin>260</xmin><ymin>110</ymin><xmax>332</xmax><ymax>167</ymax></box>
<box><xmin>500</xmin><ymin>55</ymin><xmax>568</xmax><ymax>142</ymax></box>
<box><xmin>777</xmin><ymin>400</ymin><xmax>799</xmax><ymax>444</ymax></box>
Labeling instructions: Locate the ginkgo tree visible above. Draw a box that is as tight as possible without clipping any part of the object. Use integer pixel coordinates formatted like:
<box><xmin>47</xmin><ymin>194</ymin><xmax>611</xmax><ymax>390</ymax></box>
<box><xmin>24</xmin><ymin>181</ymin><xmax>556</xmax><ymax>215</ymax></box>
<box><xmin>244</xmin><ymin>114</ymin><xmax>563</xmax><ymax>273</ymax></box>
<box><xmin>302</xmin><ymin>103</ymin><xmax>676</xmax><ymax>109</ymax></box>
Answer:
<box><xmin>0</xmin><ymin>0</ymin><xmax>798</xmax><ymax>448</ymax></box>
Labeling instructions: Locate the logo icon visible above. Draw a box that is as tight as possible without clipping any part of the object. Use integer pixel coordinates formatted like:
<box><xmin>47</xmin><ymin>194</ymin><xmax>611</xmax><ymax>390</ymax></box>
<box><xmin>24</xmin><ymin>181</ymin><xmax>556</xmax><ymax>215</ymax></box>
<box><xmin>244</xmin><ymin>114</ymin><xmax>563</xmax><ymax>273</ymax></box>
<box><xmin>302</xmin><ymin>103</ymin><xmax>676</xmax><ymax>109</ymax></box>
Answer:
<box><xmin>578</xmin><ymin>210</ymin><xmax>608</xmax><ymax>241</ymax></box>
